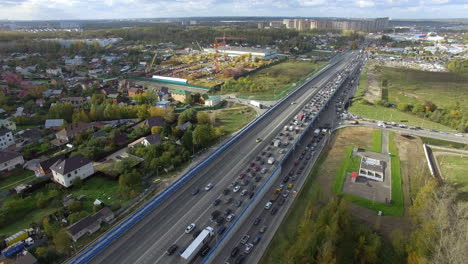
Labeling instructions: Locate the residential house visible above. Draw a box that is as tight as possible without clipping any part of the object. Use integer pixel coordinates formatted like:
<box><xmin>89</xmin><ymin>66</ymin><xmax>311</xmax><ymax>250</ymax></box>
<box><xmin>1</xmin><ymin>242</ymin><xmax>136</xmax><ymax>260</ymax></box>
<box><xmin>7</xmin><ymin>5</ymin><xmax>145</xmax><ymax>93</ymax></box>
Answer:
<box><xmin>43</xmin><ymin>89</ymin><xmax>63</xmax><ymax>98</ymax></box>
<box><xmin>46</xmin><ymin>68</ymin><xmax>62</xmax><ymax>76</ymax></box>
<box><xmin>101</xmin><ymin>87</ymin><xmax>118</xmax><ymax>96</ymax></box>
<box><xmin>128</xmin><ymin>133</ymin><xmax>161</xmax><ymax>148</ymax></box>
<box><xmin>17</xmin><ymin>128</ymin><xmax>42</xmax><ymax>145</ymax></box>
<box><xmin>170</xmin><ymin>89</ymin><xmax>191</xmax><ymax>102</ymax></box>
<box><xmin>0</xmin><ymin>119</ymin><xmax>16</xmax><ymax>130</ymax></box>
<box><xmin>67</xmin><ymin>207</ymin><xmax>115</xmax><ymax>242</ymax></box>
<box><xmin>0</xmin><ymin>128</ymin><xmax>15</xmax><ymax>150</ymax></box>
<box><xmin>60</xmin><ymin>97</ymin><xmax>86</xmax><ymax>109</ymax></box>
<box><xmin>35</xmin><ymin>98</ymin><xmax>46</xmax><ymax>107</ymax></box>
<box><xmin>156</xmin><ymin>100</ymin><xmax>171</xmax><ymax>108</ymax></box>
<box><xmin>132</xmin><ymin>116</ymin><xmax>165</xmax><ymax>130</ymax></box>
<box><xmin>55</xmin><ymin>122</ymin><xmax>93</xmax><ymax>142</ymax></box>
<box><xmin>177</xmin><ymin>121</ymin><xmax>192</xmax><ymax>131</ymax></box>
<box><xmin>107</xmin><ymin>94</ymin><xmax>121</xmax><ymax>104</ymax></box>
<box><xmin>128</xmin><ymin>87</ymin><xmax>143</xmax><ymax>97</ymax></box>
<box><xmin>36</xmin><ymin>154</ymin><xmax>66</xmax><ymax>177</ymax></box>
<box><xmin>45</xmin><ymin>119</ymin><xmax>65</xmax><ymax>129</ymax></box>
<box><xmin>50</xmin><ymin>155</ymin><xmax>94</xmax><ymax>188</ymax></box>
<box><xmin>64</xmin><ymin>56</ymin><xmax>83</xmax><ymax>66</ymax></box>
<box><xmin>0</xmin><ymin>150</ymin><xmax>24</xmax><ymax>171</ymax></box>
<box><xmin>142</xmin><ymin>133</ymin><xmax>161</xmax><ymax>146</ymax></box>
<box><xmin>204</xmin><ymin>95</ymin><xmax>222</xmax><ymax>107</ymax></box>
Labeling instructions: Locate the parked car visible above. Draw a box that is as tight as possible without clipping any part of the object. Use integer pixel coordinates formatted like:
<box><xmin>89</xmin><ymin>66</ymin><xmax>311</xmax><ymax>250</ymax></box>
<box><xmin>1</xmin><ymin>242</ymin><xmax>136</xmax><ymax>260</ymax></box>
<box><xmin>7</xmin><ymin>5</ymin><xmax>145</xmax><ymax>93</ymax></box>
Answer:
<box><xmin>166</xmin><ymin>244</ymin><xmax>178</xmax><ymax>255</ymax></box>
<box><xmin>191</xmin><ymin>188</ymin><xmax>200</xmax><ymax>195</ymax></box>
<box><xmin>244</xmin><ymin>243</ymin><xmax>254</xmax><ymax>254</ymax></box>
<box><xmin>253</xmin><ymin>217</ymin><xmax>261</xmax><ymax>226</ymax></box>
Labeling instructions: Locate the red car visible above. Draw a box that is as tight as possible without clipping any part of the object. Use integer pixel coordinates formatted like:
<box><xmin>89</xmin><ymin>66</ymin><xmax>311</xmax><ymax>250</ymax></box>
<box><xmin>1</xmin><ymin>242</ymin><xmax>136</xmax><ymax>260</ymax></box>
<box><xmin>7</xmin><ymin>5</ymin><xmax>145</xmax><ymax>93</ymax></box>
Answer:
<box><xmin>254</xmin><ymin>167</ymin><xmax>260</xmax><ymax>172</ymax></box>
<box><xmin>249</xmin><ymin>162</ymin><xmax>255</xmax><ymax>167</ymax></box>
<box><xmin>238</xmin><ymin>173</ymin><xmax>246</xmax><ymax>180</ymax></box>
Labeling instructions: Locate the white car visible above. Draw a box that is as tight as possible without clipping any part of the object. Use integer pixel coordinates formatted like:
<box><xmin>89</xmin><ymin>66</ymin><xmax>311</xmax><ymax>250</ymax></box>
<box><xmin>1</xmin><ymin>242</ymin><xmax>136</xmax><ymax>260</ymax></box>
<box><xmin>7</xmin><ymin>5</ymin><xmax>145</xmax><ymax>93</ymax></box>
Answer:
<box><xmin>233</xmin><ymin>185</ymin><xmax>241</xmax><ymax>193</ymax></box>
<box><xmin>205</xmin><ymin>183</ymin><xmax>214</xmax><ymax>191</ymax></box>
<box><xmin>226</xmin><ymin>213</ymin><xmax>235</xmax><ymax>222</ymax></box>
<box><xmin>264</xmin><ymin>201</ymin><xmax>272</xmax><ymax>210</ymax></box>
<box><xmin>245</xmin><ymin>243</ymin><xmax>254</xmax><ymax>254</ymax></box>
<box><xmin>261</xmin><ymin>168</ymin><xmax>267</xmax><ymax>174</ymax></box>
<box><xmin>185</xmin><ymin>223</ymin><xmax>196</xmax><ymax>234</ymax></box>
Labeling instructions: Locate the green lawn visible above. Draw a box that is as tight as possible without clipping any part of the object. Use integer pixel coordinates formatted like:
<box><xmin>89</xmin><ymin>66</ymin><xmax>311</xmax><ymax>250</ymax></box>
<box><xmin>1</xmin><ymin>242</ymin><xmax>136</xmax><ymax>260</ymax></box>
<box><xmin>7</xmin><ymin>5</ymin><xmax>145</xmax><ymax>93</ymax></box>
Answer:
<box><xmin>223</xmin><ymin>60</ymin><xmax>326</xmax><ymax>100</ymax></box>
<box><xmin>333</xmin><ymin>132</ymin><xmax>404</xmax><ymax>216</ymax></box>
<box><xmin>420</xmin><ymin>137</ymin><xmax>468</xmax><ymax>150</ymax></box>
<box><xmin>371</xmin><ymin>130</ymin><xmax>382</xmax><ymax>153</ymax></box>
<box><xmin>0</xmin><ymin>207</ymin><xmax>57</xmax><ymax>236</ymax></box>
<box><xmin>69</xmin><ymin>176</ymin><xmax>130</xmax><ymax>210</ymax></box>
<box><xmin>332</xmin><ymin>146</ymin><xmax>361</xmax><ymax>194</ymax></box>
<box><xmin>379</xmin><ymin>67</ymin><xmax>468</xmax><ymax>112</ymax></box>
<box><xmin>438</xmin><ymin>155</ymin><xmax>468</xmax><ymax>198</ymax></box>
<box><xmin>0</xmin><ymin>169</ymin><xmax>35</xmax><ymax>192</ymax></box>
<box><xmin>349</xmin><ymin>103</ymin><xmax>454</xmax><ymax>131</ymax></box>
<box><xmin>214</xmin><ymin>105</ymin><xmax>256</xmax><ymax>134</ymax></box>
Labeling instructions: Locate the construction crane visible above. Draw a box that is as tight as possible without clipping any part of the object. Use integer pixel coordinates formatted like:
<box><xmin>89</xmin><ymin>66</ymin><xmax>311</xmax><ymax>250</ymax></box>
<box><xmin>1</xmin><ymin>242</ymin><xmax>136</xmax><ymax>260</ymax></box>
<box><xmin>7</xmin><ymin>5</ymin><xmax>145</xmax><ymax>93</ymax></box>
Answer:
<box><xmin>145</xmin><ymin>51</ymin><xmax>159</xmax><ymax>73</ymax></box>
<box><xmin>214</xmin><ymin>35</ymin><xmax>246</xmax><ymax>73</ymax></box>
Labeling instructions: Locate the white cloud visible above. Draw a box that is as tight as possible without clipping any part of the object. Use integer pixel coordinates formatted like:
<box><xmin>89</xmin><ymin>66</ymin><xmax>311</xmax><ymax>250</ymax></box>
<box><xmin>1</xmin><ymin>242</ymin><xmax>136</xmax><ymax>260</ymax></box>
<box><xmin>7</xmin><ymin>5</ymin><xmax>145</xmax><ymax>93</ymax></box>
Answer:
<box><xmin>355</xmin><ymin>0</ymin><xmax>375</xmax><ymax>7</ymax></box>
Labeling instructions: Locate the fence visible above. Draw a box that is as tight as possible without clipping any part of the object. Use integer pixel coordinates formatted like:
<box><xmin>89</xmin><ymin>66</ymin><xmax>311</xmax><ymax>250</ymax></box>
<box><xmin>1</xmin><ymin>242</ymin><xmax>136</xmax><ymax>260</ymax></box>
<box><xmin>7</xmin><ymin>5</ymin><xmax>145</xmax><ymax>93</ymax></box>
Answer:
<box><xmin>67</xmin><ymin>54</ymin><xmax>340</xmax><ymax>264</ymax></box>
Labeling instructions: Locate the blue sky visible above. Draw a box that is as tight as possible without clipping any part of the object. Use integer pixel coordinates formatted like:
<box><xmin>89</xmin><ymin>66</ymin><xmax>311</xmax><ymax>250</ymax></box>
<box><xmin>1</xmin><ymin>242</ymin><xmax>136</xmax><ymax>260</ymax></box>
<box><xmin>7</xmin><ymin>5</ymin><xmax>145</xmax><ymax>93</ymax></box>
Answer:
<box><xmin>0</xmin><ymin>0</ymin><xmax>467</xmax><ymax>20</ymax></box>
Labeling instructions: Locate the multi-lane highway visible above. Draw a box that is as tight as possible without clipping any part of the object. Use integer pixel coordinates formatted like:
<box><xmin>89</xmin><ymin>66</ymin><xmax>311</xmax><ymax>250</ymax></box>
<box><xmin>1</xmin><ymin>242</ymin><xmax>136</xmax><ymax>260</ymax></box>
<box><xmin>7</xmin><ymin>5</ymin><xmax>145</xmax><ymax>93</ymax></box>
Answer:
<box><xmin>70</xmin><ymin>51</ymin><xmax>359</xmax><ymax>264</ymax></box>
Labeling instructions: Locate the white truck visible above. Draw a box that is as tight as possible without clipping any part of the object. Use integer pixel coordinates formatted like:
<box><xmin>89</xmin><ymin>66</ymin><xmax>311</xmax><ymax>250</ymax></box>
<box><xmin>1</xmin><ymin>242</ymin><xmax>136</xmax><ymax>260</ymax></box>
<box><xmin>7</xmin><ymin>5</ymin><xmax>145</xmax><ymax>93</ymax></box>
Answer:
<box><xmin>267</xmin><ymin>157</ymin><xmax>275</xmax><ymax>165</ymax></box>
<box><xmin>180</xmin><ymin>226</ymin><xmax>214</xmax><ymax>261</ymax></box>
<box><xmin>313</xmin><ymin>129</ymin><xmax>320</xmax><ymax>137</ymax></box>
<box><xmin>273</xmin><ymin>139</ymin><xmax>281</xmax><ymax>148</ymax></box>
<box><xmin>250</xmin><ymin>100</ymin><xmax>262</xmax><ymax>109</ymax></box>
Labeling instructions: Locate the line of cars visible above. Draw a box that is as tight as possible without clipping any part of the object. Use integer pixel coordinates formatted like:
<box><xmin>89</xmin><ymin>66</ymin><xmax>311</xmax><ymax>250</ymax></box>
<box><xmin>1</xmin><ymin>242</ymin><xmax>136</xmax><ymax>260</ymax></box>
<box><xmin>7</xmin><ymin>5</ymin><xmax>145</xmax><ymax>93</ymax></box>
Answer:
<box><xmin>223</xmin><ymin>58</ymin><xmax>367</xmax><ymax>264</ymax></box>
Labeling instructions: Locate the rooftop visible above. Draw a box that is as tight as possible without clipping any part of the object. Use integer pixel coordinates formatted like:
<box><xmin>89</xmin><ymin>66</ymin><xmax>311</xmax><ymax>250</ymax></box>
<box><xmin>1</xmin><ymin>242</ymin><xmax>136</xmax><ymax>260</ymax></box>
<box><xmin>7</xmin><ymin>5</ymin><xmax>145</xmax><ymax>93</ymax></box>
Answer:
<box><xmin>50</xmin><ymin>155</ymin><xmax>92</xmax><ymax>175</ymax></box>
<box><xmin>0</xmin><ymin>150</ymin><xmax>22</xmax><ymax>163</ymax></box>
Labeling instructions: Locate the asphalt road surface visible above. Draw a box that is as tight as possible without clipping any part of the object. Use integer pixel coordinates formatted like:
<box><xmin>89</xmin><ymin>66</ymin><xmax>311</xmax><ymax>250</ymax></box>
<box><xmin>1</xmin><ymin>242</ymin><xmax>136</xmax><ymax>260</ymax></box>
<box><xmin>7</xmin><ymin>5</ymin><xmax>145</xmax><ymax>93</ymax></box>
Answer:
<box><xmin>75</xmin><ymin>52</ymin><xmax>357</xmax><ymax>264</ymax></box>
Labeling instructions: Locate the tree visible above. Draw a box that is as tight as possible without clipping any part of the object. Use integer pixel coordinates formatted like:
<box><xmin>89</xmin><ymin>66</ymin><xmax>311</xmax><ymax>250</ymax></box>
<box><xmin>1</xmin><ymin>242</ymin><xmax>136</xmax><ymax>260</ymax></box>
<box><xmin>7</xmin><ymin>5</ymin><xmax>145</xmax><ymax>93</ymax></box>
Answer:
<box><xmin>197</xmin><ymin>112</ymin><xmax>211</xmax><ymax>125</ymax></box>
<box><xmin>151</xmin><ymin>126</ymin><xmax>163</xmax><ymax>135</ymax></box>
<box><xmin>397</xmin><ymin>103</ymin><xmax>411</xmax><ymax>112</ymax></box>
<box><xmin>42</xmin><ymin>217</ymin><xmax>59</xmax><ymax>238</ymax></box>
<box><xmin>68</xmin><ymin>200</ymin><xmax>82</xmax><ymax>213</ymax></box>
<box><xmin>53</xmin><ymin>228</ymin><xmax>72</xmax><ymax>254</ymax></box>
<box><xmin>193</xmin><ymin>124</ymin><xmax>214</xmax><ymax>148</ymax></box>
<box><xmin>182</xmin><ymin>129</ymin><xmax>193</xmax><ymax>152</ymax></box>
<box><xmin>412</xmin><ymin>103</ymin><xmax>425</xmax><ymax>115</ymax></box>
<box><xmin>148</xmin><ymin>106</ymin><xmax>165</xmax><ymax>117</ymax></box>
<box><xmin>390</xmin><ymin>229</ymin><xmax>407</xmax><ymax>257</ymax></box>
<box><xmin>178</xmin><ymin>108</ymin><xmax>197</xmax><ymax>125</ymax></box>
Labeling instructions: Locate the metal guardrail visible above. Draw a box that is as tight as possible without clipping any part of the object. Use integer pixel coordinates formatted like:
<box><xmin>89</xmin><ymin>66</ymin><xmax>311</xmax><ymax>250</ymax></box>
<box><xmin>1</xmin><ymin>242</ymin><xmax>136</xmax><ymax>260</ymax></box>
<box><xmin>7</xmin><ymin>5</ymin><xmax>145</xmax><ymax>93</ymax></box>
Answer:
<box><xmin>68</xmin><ymin>55</ymin><xmax>342</xmax><ymax>264</ymax></box>
<box><xmin>201</xmin><ymin>56</ymin><xmax>353</xmax><ymax>264</ymax></box>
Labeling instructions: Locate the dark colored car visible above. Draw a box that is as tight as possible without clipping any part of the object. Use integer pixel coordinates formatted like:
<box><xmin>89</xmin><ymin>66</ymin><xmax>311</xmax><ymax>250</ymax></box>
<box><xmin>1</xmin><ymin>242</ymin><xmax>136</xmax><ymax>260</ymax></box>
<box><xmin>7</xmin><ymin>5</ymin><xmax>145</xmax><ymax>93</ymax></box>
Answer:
<box><xmin>166</xmin><ymin>244</ymin><xmax>178</xmax><ymax>255</ymax></box>
<box><xmin>235</xmin><ymin>254</ymin><xmax>246</xmax><ymax>264</ymax></box>
<box><xmin>224</xmin><ymin>208</ymin><xmax>232</xmax><ymax>216</ymax></box>
<box><xmin>255</xmin><ymin>156</ymin><xmax>261</xmax><ymax>161</ymax></box>
<box><xmin>200</xmin><ymin>245</ymin><xmax>210</xmax><ymax>256</ymax></box>
<box><xmin>253</xmin><ymin>217</ymin><xmax>261</xmax><ymax>225</ymax></box>
<box><xmin>249</xmin><ymin>192</ymin><xmax>255</xmax><ymax>199</ymax></box>
<box><xmin>191</xmin><ymin>188</ymin><xmax>200</xmax><ymax>195</ymax></box>
<box><xmin>193</xmin><ymin>229</ymin><xmax>201</xmax><ymax>239</ymax></box>
<box><xmin>278</xmin><ymin>197</ymin><xmax>286</xmax><ymax>206</ymax></box>
<box><xmin>218</xmin><ymin>225</ymin><xmax>226</xmax><ymax>235</ymax></box>
<box><xmin>225</xmin><ymin>197</ymin><xmax>234</xmax><ymax>204</ymax></box>
<box><xmin>271</xmin><ymin>207</ymin><xmax>278</xmax><ymax>215</ymax></box>
<box><xmin>231</xmin><ymin>246</ymin><xmax>240</xmax><ymax>257</ymax></box>
<box><xmin>255</xmin><ymin>176</ymin><xmax>262</xmax><ymax>182</ymax></box>
<box><xmin>213</xmin><ymin>199</ymin><xmax>221</xmax><ymax>206</ymax></box>
<box><xmin>235</xmin><ymin>200</ymin><xmax>243</xmax><ymax>207</ymax></box>
<box><xmin>282</xmin><ymin>176</ymin><xmax>289</xmax><ymax>183</ymax></box>
<box><xmin>223</xmin><ymin>188</ymin><xmax>230</xmax><ymax>195</ymax></box>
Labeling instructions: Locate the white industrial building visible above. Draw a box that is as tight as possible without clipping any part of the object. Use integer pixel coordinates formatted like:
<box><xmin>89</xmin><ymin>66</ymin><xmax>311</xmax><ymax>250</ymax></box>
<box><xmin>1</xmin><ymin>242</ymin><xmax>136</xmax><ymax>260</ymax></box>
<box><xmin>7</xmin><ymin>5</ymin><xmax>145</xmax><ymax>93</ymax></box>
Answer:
<box><xmin>204</xmin><ymin>95</ymin><xmax>222</xmax><ymax>107</ymax></box>
<box><xmin>50</xmin><ymin>155</ymin><xmax>95</xmax><ymax>187</ymax></box>
<box><xmin>359</xmin><ymin>157</ymin><xmax>385</xmax><ymax>182</ymax></box>
<box><xmin>203</xmin><ymin>47</ymin><xmax>278</xmax><ymax>60</ymax></box>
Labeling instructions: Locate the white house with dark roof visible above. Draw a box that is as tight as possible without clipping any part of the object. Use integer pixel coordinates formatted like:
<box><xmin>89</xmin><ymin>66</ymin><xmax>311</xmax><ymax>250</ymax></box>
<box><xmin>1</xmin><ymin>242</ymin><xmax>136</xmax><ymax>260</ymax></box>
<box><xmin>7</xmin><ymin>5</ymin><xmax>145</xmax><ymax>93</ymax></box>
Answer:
<box><xmin>0</xmin><ymin>150</ymin><xmax>24</xmax><ymax>171</ymax></box>
<box><xmin>50</xmin><ymin>155</ymin><xmax>94</xmax><ymax>187</ymax></box>
<box><xmin>0</xmin><ymin>128</ymin><xmax>15</xmax><ymax>150</ymax></box>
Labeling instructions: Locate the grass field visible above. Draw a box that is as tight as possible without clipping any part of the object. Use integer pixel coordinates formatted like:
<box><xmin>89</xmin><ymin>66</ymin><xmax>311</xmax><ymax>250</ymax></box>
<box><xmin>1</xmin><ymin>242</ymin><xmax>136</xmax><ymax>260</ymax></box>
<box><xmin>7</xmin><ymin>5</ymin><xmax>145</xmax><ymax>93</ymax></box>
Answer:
<box><xmin>0</xmin><ymin>207</ymin><xmax>58</xmax><ymax>236</ymax></box>
<box><xmin>69</xmin><ymin>176</ymin><xmax>130</xmax><ymax>210</ymax></box>
<box><xmin>420</xmin><ymin>136</ymin><xmax>468</xmax><ymax>150</ymax></box>
<box><xmin>223</xmin><ymin>60</ymin><xmax>326</xmax><ymax>100</ymax></box>
<box><xmin>333</xmin><ymin>132</ymin><xmax>404</xmax><ymax>216</ymax></box>
<box><xmin>214</xmin><ymin>105</ymin><xmax>256</xmax><ymax>134</ymax></box>
<box><xmin>332</xmin><ymin>146</ymin><xmax>361</xmax><ymax>194</ymax></box>
<box><xmin>0</xmin><ymin>169</ymin><xmax>35</xmax><ymax>192</ymax></box>
<box><xmin>350</xmin><ymin>103</ymin><xmax>454</xmax><ymax>131</ymax></box>
<box><xmin>380</xmin><ymin>67</ymin><xmax>468</xmax><ymax>112</ymax></box>
<box><xmin>371</xmin><ymin>129</ymin><xmax>382</xmax><ymax>153</ymax></box>
<box><xmin>438</xmin><ymin>155</ymin><xmax>468</xmax><ymax>198</ymax></box>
